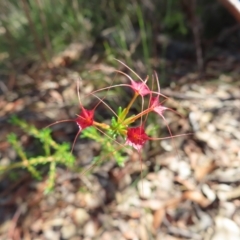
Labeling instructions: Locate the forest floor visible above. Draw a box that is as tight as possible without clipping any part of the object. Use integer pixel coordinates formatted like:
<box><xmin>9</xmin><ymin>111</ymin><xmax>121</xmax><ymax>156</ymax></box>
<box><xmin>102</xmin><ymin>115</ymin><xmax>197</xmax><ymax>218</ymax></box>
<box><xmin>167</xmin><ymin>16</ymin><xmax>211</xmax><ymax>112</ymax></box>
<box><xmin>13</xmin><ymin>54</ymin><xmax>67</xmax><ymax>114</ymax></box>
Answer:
<box><xmin>0</xmin><ymin>47</ymin><xmax>240</xmax><ymax>240</ymax></box>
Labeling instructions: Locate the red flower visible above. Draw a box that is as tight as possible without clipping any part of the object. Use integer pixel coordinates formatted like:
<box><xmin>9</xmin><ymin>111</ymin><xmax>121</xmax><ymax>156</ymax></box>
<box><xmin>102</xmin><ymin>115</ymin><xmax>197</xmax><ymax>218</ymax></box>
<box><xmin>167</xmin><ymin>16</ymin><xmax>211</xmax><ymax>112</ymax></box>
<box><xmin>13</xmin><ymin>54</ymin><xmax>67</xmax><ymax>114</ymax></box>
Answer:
<box><xmin>150</xmin><ymin>96</ymin><xmax>167</xmax><ymax>117</ymax></box>
<box><xmin>130</xmin><ymin>79</ymin><xmax>151</xmax><ymax>97</ymax></box>
<box><xmin>125</xmin><ymin>126</ymin><xmax>150</xmax><ymax>151</ymax></box>
<box><xmin>75</xmin><ymin>108</ymin><xmax>94</xmax><ymax>130</ymax></box>
<box><xmin>45</xmin><ymin>106</ymin><xmax>95</xmax><ymax>152</ymax></box>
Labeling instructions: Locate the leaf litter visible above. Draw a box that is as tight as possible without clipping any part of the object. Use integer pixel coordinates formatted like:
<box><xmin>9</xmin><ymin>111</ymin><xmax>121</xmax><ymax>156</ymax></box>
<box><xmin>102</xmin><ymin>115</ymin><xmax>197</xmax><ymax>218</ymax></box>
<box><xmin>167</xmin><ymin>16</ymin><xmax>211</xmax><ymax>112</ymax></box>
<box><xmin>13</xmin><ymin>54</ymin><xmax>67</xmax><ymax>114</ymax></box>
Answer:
<box><xmin>0</xmin><ymin>59</ymin><xmax>240</xmax><ymax>239</ymax></box>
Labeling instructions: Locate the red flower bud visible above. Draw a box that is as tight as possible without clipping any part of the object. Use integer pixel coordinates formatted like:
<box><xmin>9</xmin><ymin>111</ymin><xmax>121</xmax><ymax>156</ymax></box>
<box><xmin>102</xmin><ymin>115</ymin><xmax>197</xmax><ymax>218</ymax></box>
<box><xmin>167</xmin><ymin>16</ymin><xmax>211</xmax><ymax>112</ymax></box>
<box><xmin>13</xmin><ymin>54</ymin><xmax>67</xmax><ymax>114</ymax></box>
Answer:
<box><xmin>150</xmin><ymin>96</ymin><xmax>167</xmax><ymax>117</ymax></box>
<box><xmin>75</xmin><ymin>108</ymin><xmax>94</xmax><ymax>130</ymax></box>
<box><xmin>130</xmin><ymin>79</ymin><xmax>151</xmax><ymax>97</ymax></box>
<box><xmin>126</xmin><ymin>126</ymin><xmax>149</xmax><ymax>151</ymax></box>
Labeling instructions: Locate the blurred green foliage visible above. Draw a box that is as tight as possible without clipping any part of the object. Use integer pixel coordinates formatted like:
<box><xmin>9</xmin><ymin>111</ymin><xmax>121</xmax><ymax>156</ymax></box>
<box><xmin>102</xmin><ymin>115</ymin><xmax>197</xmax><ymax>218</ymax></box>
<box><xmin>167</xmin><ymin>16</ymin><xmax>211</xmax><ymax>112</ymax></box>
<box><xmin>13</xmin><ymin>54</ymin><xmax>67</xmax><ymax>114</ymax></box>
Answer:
<box><xmin>4</xmin><ymin>115</ymin><xmax>128</xmax><ymax>193</ymax></box>
<box><xmin>4</xmin><ymin>116</ymin><xmax>75</xmax><ymax>193</ymax></box>
<box><xmin>0</xmin><ymin>0</ymin><xmax>235</xmax><ymax>70</ymax></box>
<box><xmin>0</xmin><ymin>0</ymin><xmax>191</xmax><ymax>66</ymax></box>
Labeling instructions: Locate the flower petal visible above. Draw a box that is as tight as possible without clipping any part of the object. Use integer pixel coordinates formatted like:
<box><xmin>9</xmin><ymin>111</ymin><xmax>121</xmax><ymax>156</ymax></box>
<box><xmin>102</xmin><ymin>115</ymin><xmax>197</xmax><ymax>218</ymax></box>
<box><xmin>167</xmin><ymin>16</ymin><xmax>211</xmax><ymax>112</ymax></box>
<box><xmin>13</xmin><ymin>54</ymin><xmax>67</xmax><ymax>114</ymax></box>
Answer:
<box><xmin>126</xmin><ymin>126</ymin><xmax>149</xmax><ymax>151</ymax></box>
<box><xmin>75</xmin><ymin>108</ymin><xmax>94</xmax><ymax>130</ymax></box>
<box><xmin>150</xmin><ymin>96</ymin><xmax>167</xmax><ymax>116</ymax></box>
<box><xmin>130</xmin><ymin>80</ymin><xmax>151</xmax><ymax>96</ymax></box>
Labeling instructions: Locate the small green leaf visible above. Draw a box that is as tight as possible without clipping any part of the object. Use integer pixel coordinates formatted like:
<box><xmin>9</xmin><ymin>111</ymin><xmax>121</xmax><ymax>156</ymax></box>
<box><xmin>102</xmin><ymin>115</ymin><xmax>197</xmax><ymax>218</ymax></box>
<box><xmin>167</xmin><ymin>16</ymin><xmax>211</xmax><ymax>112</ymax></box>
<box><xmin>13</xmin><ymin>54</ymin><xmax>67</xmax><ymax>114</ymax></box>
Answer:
<box><xmin>7</xmin><ymin>133</ymin><xmax>17</xmax><ymax>144</ymax></box>
<box><xmin>8</xmin><ymin>115</ymin><xmax>20</xmax><ymax>125</ymax></box>
<box><xmin>117</xmin><ymin>106</ymin><xmax>123</xmax><ymax>115</ymax></box>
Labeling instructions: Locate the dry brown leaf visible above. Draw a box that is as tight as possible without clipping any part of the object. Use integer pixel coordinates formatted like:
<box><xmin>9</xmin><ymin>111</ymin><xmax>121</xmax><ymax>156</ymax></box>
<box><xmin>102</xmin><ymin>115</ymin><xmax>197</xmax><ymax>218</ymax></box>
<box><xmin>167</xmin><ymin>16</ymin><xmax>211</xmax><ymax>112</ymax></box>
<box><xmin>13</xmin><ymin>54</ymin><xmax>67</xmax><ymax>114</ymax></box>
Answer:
<box><xmin>164</xmin><ymin>197</ymin><xmax>183</xmax><ymax>209</ymax></box>
<box><xmin>183</xmin><ymin>190</ymin><xmax>210</xmax><ymax>207</ymax></box>
<box><xmin>218</xmin><ymin>186</ymin><xmax>240</xmax><ymax>201</ymax></box>
<box><xmin>0</xmin><ymin>141</ymin><xmax>10</xmax><ymax>151</ymax></box>
<box><xmin>128</xmin><ymin>210</ymin><xmax>141</xmax><ymax>219</ymax></box>
<box><xmin>174</xmin><ymin>176</ymin><xmax>196</xmax><ymax>190</ymax></box>
<box><xmin>153</xmin><ymin>208</ymin><xmax>165</xmax><ymax>232</ymax></box>
<box><xmin>194</xmin><ymin>161</ymin><xmax>216</xmax><ymax>181</ymax></box>
<box><xmin>49</xmin><ymin>90</ymin><xmax>64</xmax><ymax>103</ymax></box>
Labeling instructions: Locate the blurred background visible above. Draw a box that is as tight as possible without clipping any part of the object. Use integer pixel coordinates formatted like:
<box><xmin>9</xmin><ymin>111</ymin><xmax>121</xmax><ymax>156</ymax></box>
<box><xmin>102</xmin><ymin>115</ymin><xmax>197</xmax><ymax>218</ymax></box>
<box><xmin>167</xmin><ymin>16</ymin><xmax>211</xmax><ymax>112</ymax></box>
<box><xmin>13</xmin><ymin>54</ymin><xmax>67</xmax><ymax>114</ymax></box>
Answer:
<box><xmin>1</xmin><ymin>0</ymin><xmax>239</xmax><ymax>76</ymax></box>
<box><xmin>0</xmin><ymin>0</ymin><xmax>240</xmax><ymax>239</ymax></box>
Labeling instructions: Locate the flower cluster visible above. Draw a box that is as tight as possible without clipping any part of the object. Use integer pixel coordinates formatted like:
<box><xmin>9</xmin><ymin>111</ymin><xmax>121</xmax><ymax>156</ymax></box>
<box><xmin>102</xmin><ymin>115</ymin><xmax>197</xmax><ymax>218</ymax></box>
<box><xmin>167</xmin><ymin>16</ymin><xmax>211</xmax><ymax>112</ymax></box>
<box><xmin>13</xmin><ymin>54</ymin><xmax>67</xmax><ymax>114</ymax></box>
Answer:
<box><xmin>47</xmin><ymin>60</ymin><xmax>181</xmax><ymax>157</ymax></box>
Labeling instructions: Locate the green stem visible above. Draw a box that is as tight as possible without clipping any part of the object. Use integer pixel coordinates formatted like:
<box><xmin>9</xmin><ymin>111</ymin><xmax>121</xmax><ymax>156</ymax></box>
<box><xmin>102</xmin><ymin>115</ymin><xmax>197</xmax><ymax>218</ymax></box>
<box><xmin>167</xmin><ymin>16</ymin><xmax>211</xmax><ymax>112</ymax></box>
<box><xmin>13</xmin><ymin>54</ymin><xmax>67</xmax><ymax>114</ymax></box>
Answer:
<box><xmin>120</xmin><ymin>93</ymin><xmax>138</xmax><ymax>121</ymax></box>
<box><xmin>0</xmin><ymin>156</ymin><xmax>62</xmax><ymax>173</ymax></box>
<box><xmin>124</xmin><ymin>106</ymin><xmax>153</xmax><ymax>125</ymax></box>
